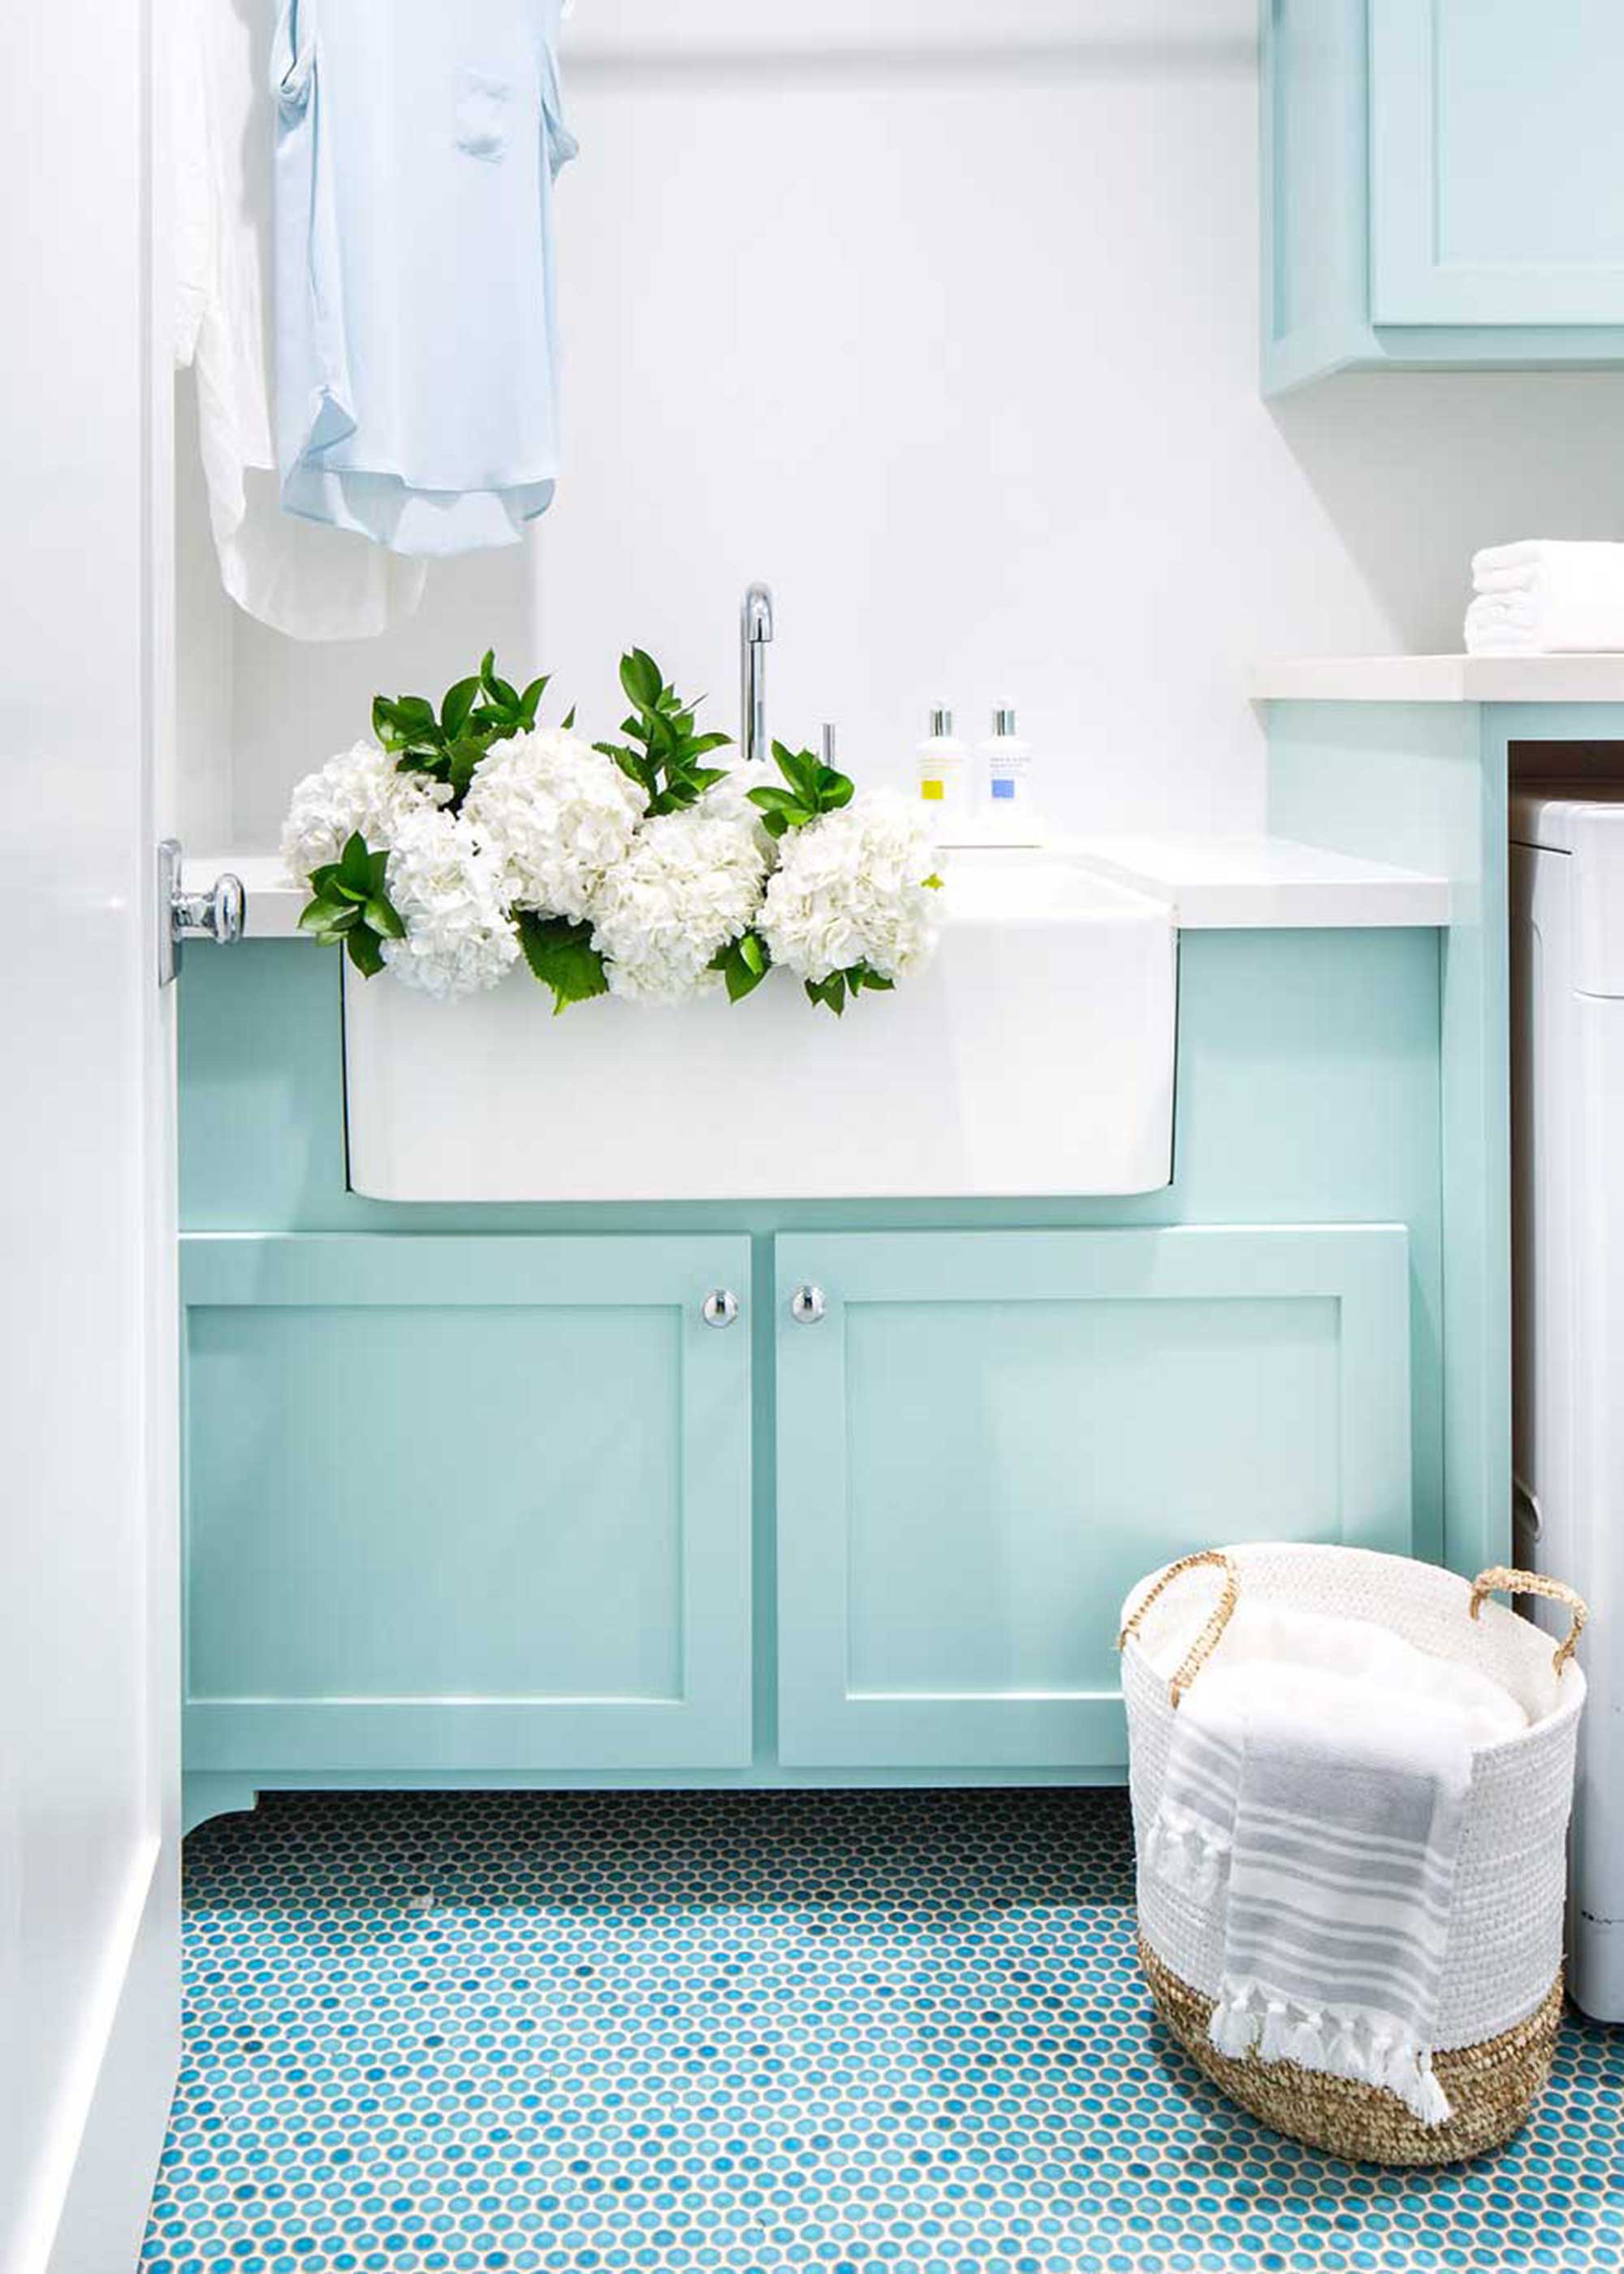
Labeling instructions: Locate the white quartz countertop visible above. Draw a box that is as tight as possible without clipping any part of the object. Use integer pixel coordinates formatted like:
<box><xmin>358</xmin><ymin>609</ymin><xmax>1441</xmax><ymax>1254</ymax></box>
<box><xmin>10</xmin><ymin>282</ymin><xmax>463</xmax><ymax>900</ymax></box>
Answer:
<box><xmin>1052</xmin><ymin>833</ymin><xmax>1450</xmax><ymax>928</ymax></box>
<box><xmin>1250</xmin><ymin>653</ymin><xmax>1624</xmax><ymax>704</ymax></box>
<box><xmin>192</xmin><ymin>836</ymin><xmax>1451</xmax><ymax>943</ymax></box>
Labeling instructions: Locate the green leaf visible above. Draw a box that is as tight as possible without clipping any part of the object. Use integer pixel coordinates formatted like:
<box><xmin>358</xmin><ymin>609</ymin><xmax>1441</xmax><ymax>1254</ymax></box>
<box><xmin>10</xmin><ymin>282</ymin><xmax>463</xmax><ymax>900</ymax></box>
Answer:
<box><xmin>365</xmin><ymin>894</ymin><xmax>406</xmax><ymax>940</ymax></box>
<box><xmin>805</xmin><ymin>973</ymin><xmax>847</xmax><ymax>1017</ymax></box>
<box><xmin>517</xmin><ymin>913</ymin><xmax>611</xmax><ymax>1016</ymax></box>
<box><xmin>620</xmin><ymin>648</ymin><xmax>663</xmax><ymax>710</ymax></box>
<box><xmin>561</xmin><ymin>705</ymin><xmax>577</xmax><ymax>730</ymax></box>
<box><xmin>922</xmin><ymin>872</ymin><xmax>944</xmax><ymax>890</ymax></box>
<box><xmin>708</xmin><ymin>931</ymin><xmax>771</xmax><ymax>1004</ymax></box>
<box><xmin>480</xmin><ymin>651</ymin><xmax>521</xmax><ymax>711</ymax></box>
<box><xmin>520</xmin><ymin>675</ymin><xmax>551</xmax><ymax>724</ymax></box>
<box><xmin>298</xmin><ymin>896</ymin><xmax>348</xmax><ymax>935</ymax></box>
<box><xmin>440</xmin><ymin>676</ymin><xmax>482</xmax><ymax>741</ymax></box>
<box><xmin>346</xmin><ymin>926</ymin><xmax>386</xmax><ymax>979</ymax></box>
<box><xmin>339</xmin><ymin>832</ymin><xmax>374</xmax><ymax>888</ymax></box>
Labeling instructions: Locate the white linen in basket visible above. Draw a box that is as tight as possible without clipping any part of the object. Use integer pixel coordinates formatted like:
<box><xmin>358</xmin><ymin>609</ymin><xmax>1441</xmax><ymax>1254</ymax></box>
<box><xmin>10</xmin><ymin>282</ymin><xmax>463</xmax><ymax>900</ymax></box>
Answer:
<box><xmin>1144</xmin><ymin>1604</ymin><xmax>1526</xmax><ymax>2126</ymax></box>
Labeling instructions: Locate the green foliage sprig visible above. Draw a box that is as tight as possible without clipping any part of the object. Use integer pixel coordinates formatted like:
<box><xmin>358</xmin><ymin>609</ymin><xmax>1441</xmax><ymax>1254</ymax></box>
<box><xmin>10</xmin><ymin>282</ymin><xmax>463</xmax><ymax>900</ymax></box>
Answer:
<box><xmin>296</xmin><ymin>831</ymin><xmax>405</xmax><ymax>978</ymax></box>
<box><xmin>747</xmin><ymin>738</ymin><xmax>854</xmax><ymax>837</ymax></box>
<box><xmin>595</xmin><ymin>649</ymin><xmax>732</xmax><ymax>815</ymax></box>
<box><xmin>373</xmin><ymin>650</ymin><xmax>564</xmax><ymax>813</ymax></box>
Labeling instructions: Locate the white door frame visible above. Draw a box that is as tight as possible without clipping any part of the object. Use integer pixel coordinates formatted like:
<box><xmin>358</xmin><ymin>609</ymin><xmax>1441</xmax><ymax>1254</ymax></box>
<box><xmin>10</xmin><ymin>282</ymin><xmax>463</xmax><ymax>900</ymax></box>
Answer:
<box><xmin>0</xmin><ymin>0</ymin><xmax>181</xmax><ymax>2262</ymax></box>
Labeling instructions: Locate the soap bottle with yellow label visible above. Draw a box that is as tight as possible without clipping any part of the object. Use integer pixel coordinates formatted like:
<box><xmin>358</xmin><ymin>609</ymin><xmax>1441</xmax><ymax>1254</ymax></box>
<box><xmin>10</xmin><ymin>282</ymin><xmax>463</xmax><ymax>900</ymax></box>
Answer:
<box><xmin>915</xmin><ymin>707</ymin><xmax>967</xmax><ymax>818</ymax></box>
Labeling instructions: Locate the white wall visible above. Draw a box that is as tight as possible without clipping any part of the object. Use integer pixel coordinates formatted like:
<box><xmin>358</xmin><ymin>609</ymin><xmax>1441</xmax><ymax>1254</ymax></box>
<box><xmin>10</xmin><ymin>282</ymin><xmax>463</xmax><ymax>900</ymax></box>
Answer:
<box><xmin>188</xmin><ymin>0</ymin><xmax>1624</xmax><ymax>851</ymax></box>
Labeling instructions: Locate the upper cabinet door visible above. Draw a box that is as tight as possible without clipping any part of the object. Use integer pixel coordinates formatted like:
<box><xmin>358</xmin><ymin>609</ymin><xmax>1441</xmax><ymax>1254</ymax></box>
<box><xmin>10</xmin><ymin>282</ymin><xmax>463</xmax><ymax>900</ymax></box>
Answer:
<box><xmin>1371</xmin><ymin>0</ymin><xmax>1624</xmax><ymax>325</ymax></box>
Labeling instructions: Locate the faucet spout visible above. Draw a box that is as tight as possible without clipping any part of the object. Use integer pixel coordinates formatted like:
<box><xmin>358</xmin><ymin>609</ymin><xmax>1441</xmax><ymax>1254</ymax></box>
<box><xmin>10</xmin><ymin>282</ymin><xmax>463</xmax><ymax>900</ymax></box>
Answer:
<box><xmin>741</xmin><ymin>582</ymin><xmax>774</xmax><ymax>770</ymax></box>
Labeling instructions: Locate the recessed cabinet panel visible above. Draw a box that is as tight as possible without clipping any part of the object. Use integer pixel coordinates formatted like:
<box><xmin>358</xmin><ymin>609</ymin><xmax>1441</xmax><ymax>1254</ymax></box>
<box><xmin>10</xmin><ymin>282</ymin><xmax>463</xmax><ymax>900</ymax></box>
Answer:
<box><xmin>183</xmin><ymin>1234</ymin><xmax>753</xmax><ymax>1773</ymax></box>
<box><xmin>776</xmin><ymin>1228</ymin><xmax>1412</xmax><ymax>1770</ymax></box>
<box><xmin>1371</xmin><ymin>0</ymin><xmax>1624</xmax><ymax>327</ymax></box>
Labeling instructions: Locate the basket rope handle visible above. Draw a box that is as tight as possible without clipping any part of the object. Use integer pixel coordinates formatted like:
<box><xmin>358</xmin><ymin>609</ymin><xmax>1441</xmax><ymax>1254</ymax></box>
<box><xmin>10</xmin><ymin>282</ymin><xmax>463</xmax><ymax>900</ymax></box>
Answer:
<box><xmin>1469</xmin><ymin>1566</ymin><xmax>1588</xmax><ymax>1676</ymax></box>
<box><xmin>1116</xmin><ymin>1549</ymin><xmax>1241</xmax><ymax>1710</ymax></box>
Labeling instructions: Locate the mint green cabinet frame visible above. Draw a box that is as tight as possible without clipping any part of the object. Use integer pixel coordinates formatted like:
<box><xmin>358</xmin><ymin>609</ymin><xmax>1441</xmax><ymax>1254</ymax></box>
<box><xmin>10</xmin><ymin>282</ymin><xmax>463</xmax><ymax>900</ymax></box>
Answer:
<box><xmin>182</xmin><ymin>1234</ymin><xmax>753</xmax><ymax>1787</ymax></box>
<box><xmin>1262</xmin><ymin>0</ymin><xmax>1624</xmax><ymax>392</ymax></box>
<box><xmin>775</xmin><ymin>1226</ymin><xmax>1412</xmax><ymax>1770</ymax></box>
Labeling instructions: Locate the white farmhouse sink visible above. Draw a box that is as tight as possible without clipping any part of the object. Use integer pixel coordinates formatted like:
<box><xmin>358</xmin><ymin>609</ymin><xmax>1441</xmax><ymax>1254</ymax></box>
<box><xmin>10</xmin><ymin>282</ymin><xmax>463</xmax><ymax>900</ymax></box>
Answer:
<box><xmin>343</xmin><ymin>855</ymin><xmax>1177</xmax><ymax>1201</ymax></box>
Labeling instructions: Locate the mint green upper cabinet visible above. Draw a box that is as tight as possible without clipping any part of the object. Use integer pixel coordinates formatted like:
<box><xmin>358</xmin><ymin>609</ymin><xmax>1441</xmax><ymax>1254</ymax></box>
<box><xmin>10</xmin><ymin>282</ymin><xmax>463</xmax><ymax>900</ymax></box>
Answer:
<box><xmin>1263</xmin><ymin>0</ymin><xmax>1624</xmax><ymax>392</ymax></box>
<box><xmin>1371</xmin><ymin>1</ymin><xmax>1624</xmax><ymax>325</ymax></box>
<box><xmin>775</xmin><ymin>1227</ymin><xmax>1414</xmax><ymax>1771</ymax></box>
<box><xmin>183</xmin><ymin>1234</ymin><xmax>753</xmax><ymax>1778</ymax></box>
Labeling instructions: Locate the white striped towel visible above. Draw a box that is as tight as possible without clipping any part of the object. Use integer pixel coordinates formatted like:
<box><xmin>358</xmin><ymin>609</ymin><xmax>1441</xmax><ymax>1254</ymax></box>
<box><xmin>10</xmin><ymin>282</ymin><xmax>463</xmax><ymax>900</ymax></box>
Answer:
<box><xmin>1147</xmin><ymin>1667</ymin><xmax>1474</xmax><ymax>2127</ymax></box>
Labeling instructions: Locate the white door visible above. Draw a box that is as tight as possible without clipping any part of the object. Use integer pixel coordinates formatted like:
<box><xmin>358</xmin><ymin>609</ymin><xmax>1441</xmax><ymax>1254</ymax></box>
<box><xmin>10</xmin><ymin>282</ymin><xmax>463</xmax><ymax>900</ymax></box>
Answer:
<box><xmin>0</xmin><ymin>0</ymin><xmax>181</xmax><ymax>2265</ymax></box>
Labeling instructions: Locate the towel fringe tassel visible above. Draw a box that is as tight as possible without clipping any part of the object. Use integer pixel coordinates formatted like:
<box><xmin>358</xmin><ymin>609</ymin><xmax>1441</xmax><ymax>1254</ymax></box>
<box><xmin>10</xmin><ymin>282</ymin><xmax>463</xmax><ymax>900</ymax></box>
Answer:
<box><xmin>1206</xmin><ymin>1978</ymin><xmax>1454</xmax><ymax>2128</ymax></box>
<box><xmin>1143</xmin><ymin>1804</ymin><xmax>1232</xmax><ymax>1904</ymax></box>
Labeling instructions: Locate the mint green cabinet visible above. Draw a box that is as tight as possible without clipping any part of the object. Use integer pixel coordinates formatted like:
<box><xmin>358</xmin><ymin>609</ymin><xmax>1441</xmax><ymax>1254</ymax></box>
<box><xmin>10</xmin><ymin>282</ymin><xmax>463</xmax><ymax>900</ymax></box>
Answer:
<box><xmin>182</xmin><ymin>1234</ymin><xmax>753</xmax><ymax>1786</ymax></box>
<box><xmin>1263</xmin><ymin>0</ymin><xmax>1624</xmax><ymax>392</ymax></box>
<box><xmin>1370</xmin><ymin>2</ymin><xmax>1624</xmax><ymax>328</ymax></box>
<box><xmin>775</xmin><ymin>1226</ymin><xmax>1414</xmax><ymax>1770</ymax></box>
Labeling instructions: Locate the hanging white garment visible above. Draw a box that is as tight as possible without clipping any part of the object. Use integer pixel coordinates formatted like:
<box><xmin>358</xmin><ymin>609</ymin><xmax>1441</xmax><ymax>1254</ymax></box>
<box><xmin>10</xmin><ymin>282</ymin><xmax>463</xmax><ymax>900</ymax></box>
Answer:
<box><xmin>270</xmin><ymin>0</ymin><xmax>578</xmax><ymax>559</ymax></box>
<box><xmin>173</xmin><ymin>0</ymin><xmax>426</xmax><ymax>641</ymax></box>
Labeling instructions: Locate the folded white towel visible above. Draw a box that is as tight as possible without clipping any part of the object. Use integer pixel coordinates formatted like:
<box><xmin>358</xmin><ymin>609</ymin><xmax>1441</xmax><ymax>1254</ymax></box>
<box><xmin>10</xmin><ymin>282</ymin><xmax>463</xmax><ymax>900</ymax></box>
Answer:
<box><xmin>1143</xmin><ymin>1605</ymin><xmax>1514</xmax><ymax>2129</ymax></box>
<box><xmin>1147</xmin><ymin>1600</ymin><xmax>1527</xmax><ymax>1748</ymax></box>
<box><xmin>1465</xmin><ymin>539</ymin><xmax>1624</xmax><ymax>654</ymax></box>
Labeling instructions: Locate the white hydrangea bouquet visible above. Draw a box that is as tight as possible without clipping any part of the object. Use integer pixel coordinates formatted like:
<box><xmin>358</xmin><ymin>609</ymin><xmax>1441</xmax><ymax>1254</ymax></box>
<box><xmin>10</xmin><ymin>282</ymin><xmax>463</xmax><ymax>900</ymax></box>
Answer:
<box><xmin>283</xmin><ymin>649</ymin><xmax>943</xmax><ymax>1016</ymax></box>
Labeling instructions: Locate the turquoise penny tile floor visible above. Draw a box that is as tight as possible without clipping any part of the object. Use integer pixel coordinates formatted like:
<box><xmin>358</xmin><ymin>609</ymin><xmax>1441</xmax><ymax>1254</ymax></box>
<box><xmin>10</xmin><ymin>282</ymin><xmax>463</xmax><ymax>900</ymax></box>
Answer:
<box><xmin>143</xmin><ymin>1790</ymin><xmax>1624</xmax><ymax>2273</ymax></box>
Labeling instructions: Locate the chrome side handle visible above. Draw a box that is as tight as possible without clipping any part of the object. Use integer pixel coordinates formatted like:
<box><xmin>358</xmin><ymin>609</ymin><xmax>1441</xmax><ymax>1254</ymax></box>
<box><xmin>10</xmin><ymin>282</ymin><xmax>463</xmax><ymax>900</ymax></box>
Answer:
<box><xmin>159</xmin><ymin>840</ymin><xmax>245</xmax><ymax>986</ymax></box>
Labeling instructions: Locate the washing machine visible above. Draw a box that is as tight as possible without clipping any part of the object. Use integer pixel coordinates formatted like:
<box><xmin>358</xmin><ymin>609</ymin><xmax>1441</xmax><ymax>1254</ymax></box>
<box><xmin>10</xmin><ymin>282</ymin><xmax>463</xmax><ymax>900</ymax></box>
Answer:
<box><xmin>1512</xmin><ymin>785</ymin><xmax>1624</xmax><ymax>2022</ymax></box>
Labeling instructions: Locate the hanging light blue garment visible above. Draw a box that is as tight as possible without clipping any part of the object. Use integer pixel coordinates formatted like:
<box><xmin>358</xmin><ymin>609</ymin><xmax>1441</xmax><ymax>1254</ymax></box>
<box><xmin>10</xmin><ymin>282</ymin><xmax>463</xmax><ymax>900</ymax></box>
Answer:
<box><xmin>270</xmin><ymin>1</ymin><xmax>577</xmax><ymax>558</ymax></box>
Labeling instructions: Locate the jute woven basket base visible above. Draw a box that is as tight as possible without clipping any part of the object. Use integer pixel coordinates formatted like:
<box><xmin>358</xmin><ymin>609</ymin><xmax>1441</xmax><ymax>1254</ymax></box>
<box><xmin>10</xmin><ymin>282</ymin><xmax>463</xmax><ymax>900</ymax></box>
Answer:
<box><xmin>1139</xmin><ymin>1939</ymin><xmax>1564</xmax><ymax>2167</ymax></box>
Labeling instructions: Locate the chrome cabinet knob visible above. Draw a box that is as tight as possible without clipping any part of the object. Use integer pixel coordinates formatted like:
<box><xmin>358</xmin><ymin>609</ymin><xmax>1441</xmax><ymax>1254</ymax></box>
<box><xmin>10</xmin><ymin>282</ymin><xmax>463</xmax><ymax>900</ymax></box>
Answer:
<box><xmin>790</xmin><ymin>1283</ymin><xmax>827</xmax><ymax>1325</ymax></box>
<box><xmin>702</xmin><ymin>1289</ymin><xmax>740</xmax><ymax>1329</ymax></box>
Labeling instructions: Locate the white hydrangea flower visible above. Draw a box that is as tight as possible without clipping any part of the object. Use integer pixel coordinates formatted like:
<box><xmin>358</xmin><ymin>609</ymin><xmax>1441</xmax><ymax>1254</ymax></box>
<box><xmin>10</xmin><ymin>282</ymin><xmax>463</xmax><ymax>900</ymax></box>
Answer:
<box><xmin>590</xmin><ymin>789</ymin><xmax>771</xmax><ymax>1002</ymax></box>
<box><xmin>460</xmin><ymin>726</ymin><xmax>648</xmax><ymax>922</ymax></box>
<box><xmin>698</xmin><ymin>759</ymin><xmax>777</xmax><ymax>857</ymax></box>
<box><xmin>280</xmin><ymin>740</ymin><xmax>448</xmax><ymax>885</ymax></box>
<box><xmin>758</xmin><ymin>789</ymin><xmax>940</xmax><ymax>986</ymax></box>
<box><xmin>378</xmin><ymin>807</ymin><xmax>520</xmax><ymax>1001</ymax></box>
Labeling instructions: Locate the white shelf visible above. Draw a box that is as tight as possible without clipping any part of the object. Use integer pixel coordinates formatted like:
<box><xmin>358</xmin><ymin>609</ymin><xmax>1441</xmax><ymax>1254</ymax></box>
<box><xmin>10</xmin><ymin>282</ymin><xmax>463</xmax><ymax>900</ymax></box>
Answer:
<box><xmin>192</xmin><ymin>833</ymin><xmax>1452</xmax><ymax>947</ymax></box>
<box><xmin>1052</xmin><ymin>833</ymin><xmax>1450</xmax><ymax>930</ymax></box>
<box><xmin>1250</xmin><ymin>653</ymin><xmax>1624</xmax><ymax>705</ymax></box>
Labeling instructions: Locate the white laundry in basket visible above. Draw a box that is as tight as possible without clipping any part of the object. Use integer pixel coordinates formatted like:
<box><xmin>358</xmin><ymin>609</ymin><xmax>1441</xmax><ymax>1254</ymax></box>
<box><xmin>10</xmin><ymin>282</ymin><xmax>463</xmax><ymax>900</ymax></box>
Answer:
<box><xmin>1145</xmin><ymin>1606</ymin><xmax>1527</xmax><ymax>2127</ymax></box>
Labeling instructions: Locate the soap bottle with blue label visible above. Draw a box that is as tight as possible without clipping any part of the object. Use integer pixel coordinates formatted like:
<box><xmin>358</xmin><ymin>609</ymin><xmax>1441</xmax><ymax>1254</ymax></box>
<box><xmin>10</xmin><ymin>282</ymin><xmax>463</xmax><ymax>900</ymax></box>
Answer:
<box><xmin>978</xmin><ymin>707</ymin><xmax>1039</xmax><ymax>840</ymax></box>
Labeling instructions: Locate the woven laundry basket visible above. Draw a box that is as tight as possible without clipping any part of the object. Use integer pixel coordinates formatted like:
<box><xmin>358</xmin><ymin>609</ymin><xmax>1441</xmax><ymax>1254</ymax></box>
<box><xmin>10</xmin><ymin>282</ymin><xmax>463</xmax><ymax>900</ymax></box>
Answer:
<box><xmin>1118</xmin><ymin>1544</ymin><xmax>1587</xmax><ymax>2166</ymax></box>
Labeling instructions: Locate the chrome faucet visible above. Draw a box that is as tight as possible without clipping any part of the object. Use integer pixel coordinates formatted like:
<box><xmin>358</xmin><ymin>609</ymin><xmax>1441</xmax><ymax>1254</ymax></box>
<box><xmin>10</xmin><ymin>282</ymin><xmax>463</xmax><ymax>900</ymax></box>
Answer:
<box><xmin>741</xmin><ymin>582</ymin><xmax>774</xmax><ymax>769</ymax></box>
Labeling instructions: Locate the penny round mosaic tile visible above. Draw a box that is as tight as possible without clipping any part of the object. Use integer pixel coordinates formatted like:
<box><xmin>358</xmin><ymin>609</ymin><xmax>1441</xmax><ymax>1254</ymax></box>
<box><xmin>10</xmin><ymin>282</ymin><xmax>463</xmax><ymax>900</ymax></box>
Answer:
<box><xmin>141</xmin><ymin>1790</ymin><xmax>1624</xmax><ymax>2273</ymax></box>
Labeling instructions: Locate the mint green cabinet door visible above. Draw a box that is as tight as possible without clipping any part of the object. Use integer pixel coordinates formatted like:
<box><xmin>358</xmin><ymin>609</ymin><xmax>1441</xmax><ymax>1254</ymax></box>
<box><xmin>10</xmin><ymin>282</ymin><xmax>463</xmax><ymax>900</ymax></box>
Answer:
<box><xmin>775</xmin><ymin>1227</ymin><xmax>1412</xmax><ymax>1770</ymax></box>
<box><xmin>183</xmin><ymin>1234</ymin><xmax>752</xmax><ymax>1775</ymax></box>
<box><xmin>1371</xmin><ymin>0</ymin><xmax>1624</xmax><ymax>325</ymax></box>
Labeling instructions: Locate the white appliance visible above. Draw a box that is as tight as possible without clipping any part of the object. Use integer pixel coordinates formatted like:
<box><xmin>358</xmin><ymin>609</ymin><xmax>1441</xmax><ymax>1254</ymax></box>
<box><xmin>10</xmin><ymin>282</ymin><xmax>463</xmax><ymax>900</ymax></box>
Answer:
<box><xmin>1512</xmin><ymin>786</ymin><xmax>1624</xmax><ymax>2022</ymax></box>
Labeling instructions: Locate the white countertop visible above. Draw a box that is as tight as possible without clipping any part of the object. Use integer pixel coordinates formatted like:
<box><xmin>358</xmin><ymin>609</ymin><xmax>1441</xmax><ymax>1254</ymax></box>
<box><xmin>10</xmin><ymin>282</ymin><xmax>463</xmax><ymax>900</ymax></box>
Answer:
<box><xmin>1054</xmin><ymin>833</ymin><xmax>1450</xmax><ymax>929</ymax></box>
<box><xmin>1250</xmin><ymin>653</ymin><xmax>1624</xmax><ymax>704</ymax></box>
<box><xmin>194</xmin><ymin>835</ymin><xmax>1451</xmax><ymax>942</ymax></box>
